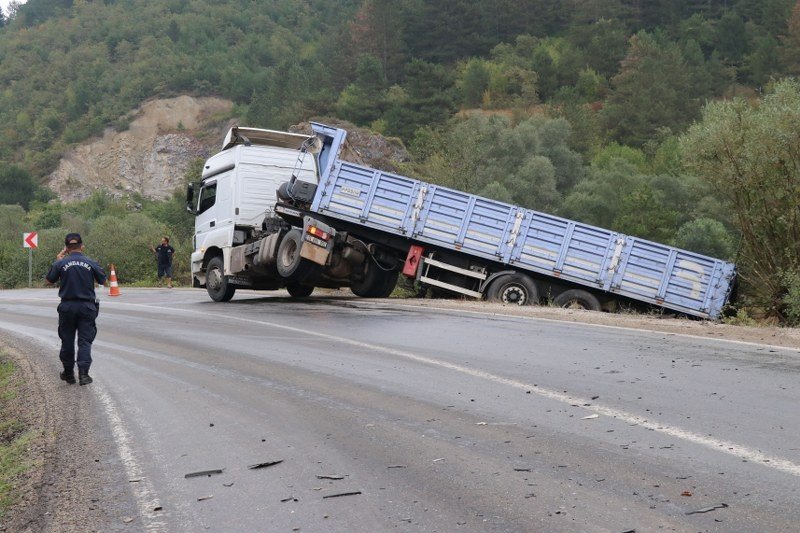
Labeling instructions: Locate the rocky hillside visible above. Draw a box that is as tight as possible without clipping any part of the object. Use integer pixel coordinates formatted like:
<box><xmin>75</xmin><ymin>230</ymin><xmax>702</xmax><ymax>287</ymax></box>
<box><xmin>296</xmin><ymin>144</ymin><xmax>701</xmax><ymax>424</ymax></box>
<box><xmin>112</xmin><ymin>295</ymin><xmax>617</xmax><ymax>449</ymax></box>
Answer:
<box><xmin>46</xmin><ymin>96</ymin><xmax>235</xmax><ymax>202</ymax></box>
<box><xmin>45</xmin><ymin>97</ymin><xmax>411</xmax><ymax>203</ymax></box>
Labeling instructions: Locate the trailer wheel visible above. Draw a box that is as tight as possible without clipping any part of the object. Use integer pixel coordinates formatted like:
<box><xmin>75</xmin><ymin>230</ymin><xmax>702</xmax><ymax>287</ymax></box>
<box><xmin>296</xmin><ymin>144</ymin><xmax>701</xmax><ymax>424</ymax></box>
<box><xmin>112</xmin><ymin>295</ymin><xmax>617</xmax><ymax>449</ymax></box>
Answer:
<box><xmin>553</xmin><ymin>289</ymin><xmax>601</xmax><ymax>311</ymax></box>
<box><xmin>486</xmin><ymin>273</ymin><xmax>539</xmax><ymax>305</ymax></box>
<box><xmin>277</xmin><ymin>229</ymin><xmax>319</xmax><ymax>282</ymax></box>
<box><xmin>351</xmin><ymin>261</ymin><xmax>398</xmax><ymax>298</ymax></box>
<box><xmin>286</xmin><ymin>283</ymin><xmax>314</xmax><ymax>298</ymax></box>
<box><xmin>206</xmin><ymin>256</ymin><xmax>236</xmax><ymax>302</ymax></box>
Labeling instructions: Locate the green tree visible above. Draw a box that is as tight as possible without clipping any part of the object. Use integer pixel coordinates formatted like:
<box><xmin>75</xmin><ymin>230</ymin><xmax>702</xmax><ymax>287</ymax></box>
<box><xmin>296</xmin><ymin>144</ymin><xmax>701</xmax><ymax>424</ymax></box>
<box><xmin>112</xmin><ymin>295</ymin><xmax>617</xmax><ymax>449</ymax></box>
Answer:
<box><xmin>0</xmin><ymin>165</ymin><xmax>36</xmax><ymax>209</ymax></box>
<box><xmin>673</xmin><ymin>218</ymin><xmax>735</xmax><ymax>259</ymax></box>
<box><xmin>460</xmin><ymin>59</ymin><xmax>491</xmax><ymax>107</ymax></box>
<box><xmin>714</xmin><ymin>10</ymin><xmax>749</xmax><ymax>63</ymax></box>
<box><xmin>601</xmin><ymin>31</ymin><xmax>703</xmax><ymax>147</ymax></box>
<box><xmin>336</xmin><ymin>55</ymin><xmax>387</xmax><ymax>125</ymax></box>
<box><xmin>349</xmin><ymin>0</ymin><xmax>405</xmax><ymax>84</ymax></box>
<box><xmin>779</xmin><ymin>1</ymin><xmax>800</xmax><ymax>76</ymax></box>
<box><xmin>680</xmin><ymin>78</ymin><xmax>800</xmax><ymax>317</ymax></box>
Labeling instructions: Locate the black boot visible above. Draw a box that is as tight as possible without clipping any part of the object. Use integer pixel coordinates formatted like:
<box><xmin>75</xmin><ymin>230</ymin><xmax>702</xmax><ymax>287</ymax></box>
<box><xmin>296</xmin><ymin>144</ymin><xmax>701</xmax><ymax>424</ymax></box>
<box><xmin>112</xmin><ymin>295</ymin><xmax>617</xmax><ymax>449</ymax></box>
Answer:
<box><xmin>78</xmin><ymin>370</ymin><xmax>93</xmax><ymax>386</ymax></box>
<box><xmin>60</xmin><ymin>369</ymin><xmax>76</xmax><ymax>384</ymax></box>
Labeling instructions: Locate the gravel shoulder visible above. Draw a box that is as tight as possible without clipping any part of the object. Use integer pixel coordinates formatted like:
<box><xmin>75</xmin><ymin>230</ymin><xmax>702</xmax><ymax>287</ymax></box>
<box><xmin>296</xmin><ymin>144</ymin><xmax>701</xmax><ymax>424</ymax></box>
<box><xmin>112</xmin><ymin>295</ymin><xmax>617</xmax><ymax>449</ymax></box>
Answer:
<box><xmin>0</xmin><ymin>334</ymin><xmax>138</xmax><ymax>533</ymax></box>
<box><xmin>387</xmin><ymin>298</ymin><xmax>800</xmax><ymax>350</ymax></box>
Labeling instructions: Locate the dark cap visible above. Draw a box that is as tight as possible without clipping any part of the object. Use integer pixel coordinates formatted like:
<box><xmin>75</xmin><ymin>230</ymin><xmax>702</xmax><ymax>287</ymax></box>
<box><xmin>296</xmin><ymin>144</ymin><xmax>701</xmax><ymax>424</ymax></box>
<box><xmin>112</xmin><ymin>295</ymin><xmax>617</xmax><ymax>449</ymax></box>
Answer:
<box><xmin>64</xmin><ymin>233</ymin><xmax>82</xmax><ymax>245</ymax></box>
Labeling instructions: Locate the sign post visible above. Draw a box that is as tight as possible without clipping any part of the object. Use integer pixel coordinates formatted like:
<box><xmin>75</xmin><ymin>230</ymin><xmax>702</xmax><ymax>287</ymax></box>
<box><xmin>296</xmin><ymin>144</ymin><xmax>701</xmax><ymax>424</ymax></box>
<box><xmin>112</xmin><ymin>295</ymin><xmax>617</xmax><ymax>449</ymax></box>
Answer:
<box><xmin>23</xmin><ymin>232</ymin><xmax>38</xmax><ymax>288</ymax></box>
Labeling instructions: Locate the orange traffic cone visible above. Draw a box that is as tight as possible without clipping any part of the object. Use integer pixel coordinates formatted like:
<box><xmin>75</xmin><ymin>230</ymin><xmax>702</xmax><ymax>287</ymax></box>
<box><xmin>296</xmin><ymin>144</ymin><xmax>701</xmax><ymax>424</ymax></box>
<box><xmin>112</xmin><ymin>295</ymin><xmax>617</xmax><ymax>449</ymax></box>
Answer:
<box><xmin>108</xmin><ymin>264</ymin><xmax>121</xmax><ymax>297</ymax></box>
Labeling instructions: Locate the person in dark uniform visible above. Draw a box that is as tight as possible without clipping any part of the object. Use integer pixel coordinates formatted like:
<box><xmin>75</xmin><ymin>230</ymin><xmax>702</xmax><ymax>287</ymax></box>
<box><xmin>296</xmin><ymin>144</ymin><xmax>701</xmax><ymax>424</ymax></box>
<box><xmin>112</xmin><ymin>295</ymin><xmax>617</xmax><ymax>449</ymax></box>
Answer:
<box><xmin>149</xmin><ymin>236</ymin><xmax>175</xmax><ymax>288</ymax></box>
<box><xmin>45</xmin><ymin>233</ymin><xmax>107</xmax><ymax>386</ymax></box>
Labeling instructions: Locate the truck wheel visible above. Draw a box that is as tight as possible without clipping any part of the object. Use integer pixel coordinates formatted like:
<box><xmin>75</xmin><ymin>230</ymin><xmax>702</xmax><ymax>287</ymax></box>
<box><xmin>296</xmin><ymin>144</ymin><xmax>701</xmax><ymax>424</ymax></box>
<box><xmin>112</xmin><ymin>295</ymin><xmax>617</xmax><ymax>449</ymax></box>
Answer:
<box><xmin>286</xmin><ymin>283</ymin><xmax>314</xmax><ymax>297</ymax></box>
<box><xmin>277</xmin><ymin>229</ymin><xmax>319</xmax><ymax>282</ymax></box>
<box><xmin>553</xmin><ymin>289</ymin><xmax>601</xmax><ymax>311</ymax></box>
<box><xmin>351</xmin><ymin>261</ymin><xmax>398</xmax><ymax>298</ymax></box>
<box><xmin>206</xmin><ymin>256</ymin><xmax>236</xmax><ymax>302</ymax></box>
<box><xmin>486</xmin><ymin>273</ymin><xmax>539</xmax><ymax>305</ymax></box>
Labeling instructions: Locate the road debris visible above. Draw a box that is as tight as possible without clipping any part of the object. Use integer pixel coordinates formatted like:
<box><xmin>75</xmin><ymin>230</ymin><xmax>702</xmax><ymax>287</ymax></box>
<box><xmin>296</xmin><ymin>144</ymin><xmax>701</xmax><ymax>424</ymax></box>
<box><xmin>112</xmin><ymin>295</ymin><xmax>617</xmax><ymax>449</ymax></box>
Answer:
<box><xmin>153</xmin><ymin>506</ymin><xmax>163</xmax><ymax>512</ymax></box>
<box><xmin>323</xmin><ymin>491</ymin><xmax>362</xmax><ymax>499</ymax></box>
<box><xmin>581</xmin><ymin>414</ymin><xmax>599</xmax><ymax>420</ymax></box>
<box><xmin>281</xmin><ymin>496</ymin><xmax>299</xmax><ymax>503</ymax></box>
<box><xmin>387</xmin><ymin>465</ymin><xmax>408</xmax><ymax>469</ymax></box>
<box><xmin>316</xmin><ymin>474</ymin><xmax>345</xmax><ymax>480</ymax></box>
<box><xmin>249</xmin><ymin>460</ymin><xmax>284</xmax><ymax>470</ymax></box>
<box><xmin>122</xmin><ymin>517</ymin><xmax>134</xmax><ymax>523</ymax></box>
<box><xmin>223</xmin><ymin>482</ymin><xmax>234</xmax><ymax>487</ymax></box>
<box><xmin>686</xmin><ymin>503</ymin><xmax>728</xmax><ymax>515</ymax></box>
<box><xmin>197</xmin><ymin>495</ymin><xmax>213</xmax><ymax>502</ymax></box>
<box><xmin>513</xmin><ymin>467</ymin><xmax>532</xmax><ymax>472</ymax></box>
<box><xmin>432</xmin><ymin>458</ymin><xmax>445</xmax><ymax>462</ymax></box>
<box><xmin>681</xmin><ymin>491</ymin><xmax>693</xmax><ymax>497</ymax></box>
<box><xmin>185</xmin><ymin>469</ymin><xmax>224</xmax><ymax>478</ymax></box>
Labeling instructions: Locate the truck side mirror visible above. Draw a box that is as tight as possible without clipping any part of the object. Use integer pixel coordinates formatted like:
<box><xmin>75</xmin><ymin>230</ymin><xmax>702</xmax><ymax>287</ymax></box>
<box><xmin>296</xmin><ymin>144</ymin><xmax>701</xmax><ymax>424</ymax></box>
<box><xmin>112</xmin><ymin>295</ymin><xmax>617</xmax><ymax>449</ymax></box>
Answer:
<box><xmin>185</xmin><ymin>183</ymin><xmax>195</xmax><ymax>214</ymax></box>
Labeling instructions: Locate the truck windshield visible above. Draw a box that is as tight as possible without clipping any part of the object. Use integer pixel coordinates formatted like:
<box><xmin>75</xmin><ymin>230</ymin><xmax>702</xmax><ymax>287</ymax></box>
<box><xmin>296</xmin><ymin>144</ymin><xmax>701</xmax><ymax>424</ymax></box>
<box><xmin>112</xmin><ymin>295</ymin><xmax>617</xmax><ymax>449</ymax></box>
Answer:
<box><xmin>197</xmin><ymin>183</ymin><xmax>217</xmax><ymax>215</ymax></box>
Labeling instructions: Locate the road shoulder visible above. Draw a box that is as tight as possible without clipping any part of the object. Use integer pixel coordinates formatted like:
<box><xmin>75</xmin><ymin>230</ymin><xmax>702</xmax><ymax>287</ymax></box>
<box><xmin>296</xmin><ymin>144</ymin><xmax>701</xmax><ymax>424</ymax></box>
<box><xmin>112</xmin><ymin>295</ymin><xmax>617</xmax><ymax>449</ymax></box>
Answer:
<box><xmin>0</xmin><ymin>334</ymin><xmax>139</xmax><ymax>532</ymax></box>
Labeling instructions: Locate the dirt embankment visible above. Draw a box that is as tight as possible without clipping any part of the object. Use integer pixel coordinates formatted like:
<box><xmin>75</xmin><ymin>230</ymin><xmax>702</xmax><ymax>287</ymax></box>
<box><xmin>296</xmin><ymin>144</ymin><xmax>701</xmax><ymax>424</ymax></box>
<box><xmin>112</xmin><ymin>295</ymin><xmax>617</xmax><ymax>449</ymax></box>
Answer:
<box><xmin>47</xmin><ymin>96</ymin><xmax>234</xmax><ymax>202</ymax></box>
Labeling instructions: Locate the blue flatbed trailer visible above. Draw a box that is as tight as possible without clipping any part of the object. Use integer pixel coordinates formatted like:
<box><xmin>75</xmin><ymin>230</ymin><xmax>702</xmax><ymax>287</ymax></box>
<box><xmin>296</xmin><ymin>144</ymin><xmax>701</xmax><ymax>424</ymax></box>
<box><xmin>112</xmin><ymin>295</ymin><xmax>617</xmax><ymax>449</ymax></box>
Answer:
<box><xmin>278</xmin><ymin>123</ymin><xmax>736</xmax><ymax>319</ymax></box>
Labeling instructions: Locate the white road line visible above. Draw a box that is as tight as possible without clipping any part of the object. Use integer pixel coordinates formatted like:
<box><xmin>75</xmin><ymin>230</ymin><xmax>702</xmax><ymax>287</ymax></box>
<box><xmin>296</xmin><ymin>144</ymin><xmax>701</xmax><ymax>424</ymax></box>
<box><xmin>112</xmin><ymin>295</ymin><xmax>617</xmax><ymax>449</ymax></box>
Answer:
<box><xmin>111</xmin><ymin>301</ymin><xmax>800</xmax><ymax>478</ymax></box>
<box><xmin>93</xmin><ymin>385</ymin><xmax>167</xmax><ymax>532</ymax></box>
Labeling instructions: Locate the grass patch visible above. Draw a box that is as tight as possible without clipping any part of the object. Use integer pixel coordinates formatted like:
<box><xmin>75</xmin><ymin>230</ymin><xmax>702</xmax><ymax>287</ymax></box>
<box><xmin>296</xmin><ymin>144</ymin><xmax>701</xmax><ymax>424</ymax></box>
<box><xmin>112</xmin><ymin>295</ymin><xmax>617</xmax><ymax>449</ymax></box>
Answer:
<box><xmin>0</xmin><ymin>357</ymin><xmax>35</xmax><ymax>521</ymax></box>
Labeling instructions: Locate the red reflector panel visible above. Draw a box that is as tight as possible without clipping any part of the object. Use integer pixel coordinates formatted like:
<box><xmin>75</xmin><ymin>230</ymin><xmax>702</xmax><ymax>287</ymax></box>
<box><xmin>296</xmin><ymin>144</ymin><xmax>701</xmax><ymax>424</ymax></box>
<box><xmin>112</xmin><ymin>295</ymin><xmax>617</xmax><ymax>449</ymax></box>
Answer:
<box><xmin>403</xmin><ymin>245</ymin><xmax>424</xmax><ymax>277</ymax></box>
<box><xmin>307</xmin><ymin>226</ymin><xmax>330</xmax><ymax>241</ymax></box>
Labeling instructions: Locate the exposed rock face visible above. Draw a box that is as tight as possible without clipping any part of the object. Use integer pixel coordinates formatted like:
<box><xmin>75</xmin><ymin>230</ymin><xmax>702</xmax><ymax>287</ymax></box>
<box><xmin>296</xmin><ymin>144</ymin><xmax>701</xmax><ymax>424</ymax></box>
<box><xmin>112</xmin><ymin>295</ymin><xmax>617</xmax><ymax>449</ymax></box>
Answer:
<box><xmin>290</xmin><ymin>120</ymin><xmax>410</xmax><ymax>172</ymax></box>
<box><xmin>47</xmin><ymin>101</ymin><xmax>410</xmax><ymax>203</ymax></box>
<box><xmin>47</xmin><ymin>96</ymin><xmax>234</xmax><ymax>202</ymax></box>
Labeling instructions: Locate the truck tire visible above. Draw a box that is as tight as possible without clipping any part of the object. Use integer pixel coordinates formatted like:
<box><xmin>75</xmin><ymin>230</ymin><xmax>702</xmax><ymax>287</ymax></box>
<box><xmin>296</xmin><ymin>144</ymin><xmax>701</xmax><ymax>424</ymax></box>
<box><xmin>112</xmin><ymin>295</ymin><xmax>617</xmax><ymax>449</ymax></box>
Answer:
<box><xmin>351</xmin><ymin>261</ymin><xmax>398</xmax><ymax>298</ymax></box>
<box><xmin>206</xmin><ymin>256</ymin><xmax>236</xmax><ymax>302</ymax></box>
<box><xmin>486</xmin><ymin>273</ymin><xmax>539</xmax><ymax>305</ymax></box>
<box><xmin>277</xmin><ymin>229</ymin><xmax>319</xmax><ymax>282</ymax></box>
<box><xmin>286</xmin><ymin>283</ymin><xmax>314</xmax><ymax>297</ymax></box>
<box><xmin>553</xmin><ymin>289</ymin><xmax>601</xmax><ymax>311</ymax></box>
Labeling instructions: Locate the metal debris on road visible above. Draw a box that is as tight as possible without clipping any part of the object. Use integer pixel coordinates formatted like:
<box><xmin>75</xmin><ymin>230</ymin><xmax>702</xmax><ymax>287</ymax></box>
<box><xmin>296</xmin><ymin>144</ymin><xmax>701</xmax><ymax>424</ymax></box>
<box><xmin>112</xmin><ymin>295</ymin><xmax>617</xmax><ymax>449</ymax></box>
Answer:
<box><xmin>387</xmin><ymin>465</ymin><xmax>408</xmax><ymax>469</ymax></box>
<box><xmin>686</xmin><ymin>503</ymin><xmax>728</xmax><ymax>515</ymax></box>
<box><xmin>316</xmin><ymin>474</ymin><xmax>345</xmax><ymax>480</ymax></box>
<box><xmin>581</xmin><ymin>414</ymin><xmax>599</xmax><ymax>420</ymax></box>
<box><xmin>223</xmin><ymin>482</ymin><xmax>234</xmax><ymax>487</ymax></box>
<box><xmin>185</xmin><ymin>469</ymin><xmax>224</xmax><ymax>478</ymax></box>
<box><xmin>197</xmin><ymin>495</ymin><xmax>213</xmax><ymax>501</ymax></box>
<box><xmin>249</xmin><ymin>460</ymin><xmax>284</xmax><ymax>470</ymax></box>
<box><xmin>513</xmin><ymin>467</ymin><xmax>532</xmax><ymax>472</ymax></box>
<box><xmin>281</xmin><ymin>496</ymin><xmax>299</xmax><ymax>503</ymax></box>
<box><xmin>323</xmin><ymin>491</ymin><xmax>362</xmax><ymax>499</ymax></box>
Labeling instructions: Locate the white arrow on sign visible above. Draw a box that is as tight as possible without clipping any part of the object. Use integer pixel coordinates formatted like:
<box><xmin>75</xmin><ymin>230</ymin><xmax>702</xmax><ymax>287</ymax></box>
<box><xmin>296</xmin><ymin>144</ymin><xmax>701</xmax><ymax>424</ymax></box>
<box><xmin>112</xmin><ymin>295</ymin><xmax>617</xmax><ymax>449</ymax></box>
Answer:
<box><xmin>23</xmin><ymin>232</ymin><xmax>38</xmax><ymax>249</ymax></box>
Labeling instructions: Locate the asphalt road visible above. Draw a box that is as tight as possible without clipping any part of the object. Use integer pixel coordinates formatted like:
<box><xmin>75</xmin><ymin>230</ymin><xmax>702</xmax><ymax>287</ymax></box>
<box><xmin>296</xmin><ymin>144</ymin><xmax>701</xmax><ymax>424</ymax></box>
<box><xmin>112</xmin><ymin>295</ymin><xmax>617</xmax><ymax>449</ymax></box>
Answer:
<box><xmin>1</xmin><ymin>288</ymin><xmax>799</xmax><ymax>532</ymax></box>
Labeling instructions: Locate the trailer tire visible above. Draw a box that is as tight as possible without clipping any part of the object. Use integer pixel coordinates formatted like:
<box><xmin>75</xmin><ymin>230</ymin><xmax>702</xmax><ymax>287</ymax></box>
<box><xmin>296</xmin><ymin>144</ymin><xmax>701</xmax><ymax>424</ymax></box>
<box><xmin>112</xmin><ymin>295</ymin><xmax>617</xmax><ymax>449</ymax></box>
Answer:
<box><xmin>486</xmin><ymin>273</ymin><xmax>539</xmax><ymax>305</ymax></box>
<box><xmin>351</xmin><ymin>261</ymin><xmax>398</xmax><ymax>298</ymax></box>
<box><xmin>206</xmin><ymin>256</ymin><xmax>236</xmax><ymax>302</ymax></box>
<box><xmin>553</xmin><ymin>289</ymin><xmax>601</xmax><ymax>311</ymax></box>
<box><xmin>277</xmin><ymin>229</ymin><xmax>319</xmax><ymax>282</ymax></box>
<box><xmin>286</xmin><ymin>283</ymin><xmax>314</xmax><ymax>298</ymax></box>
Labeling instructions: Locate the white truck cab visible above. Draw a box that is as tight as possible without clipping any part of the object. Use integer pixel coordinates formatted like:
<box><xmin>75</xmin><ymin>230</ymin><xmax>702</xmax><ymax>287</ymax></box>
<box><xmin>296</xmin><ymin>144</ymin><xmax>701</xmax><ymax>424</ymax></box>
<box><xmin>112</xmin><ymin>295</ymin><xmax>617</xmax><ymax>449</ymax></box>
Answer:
<box><xmin>189</xmin><ymin>127</ymin><xmax>317</xmax><ymax>297</ymax></box>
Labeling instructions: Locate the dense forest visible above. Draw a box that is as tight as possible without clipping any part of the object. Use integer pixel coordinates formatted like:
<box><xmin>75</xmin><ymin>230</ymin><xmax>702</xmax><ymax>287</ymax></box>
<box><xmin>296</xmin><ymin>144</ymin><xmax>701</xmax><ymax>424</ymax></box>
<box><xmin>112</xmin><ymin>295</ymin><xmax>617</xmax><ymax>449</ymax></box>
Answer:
<box><xmin>1</xmin><ymin>0</ymin><xmax>799</xmax><ymax>322</ymax></box>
